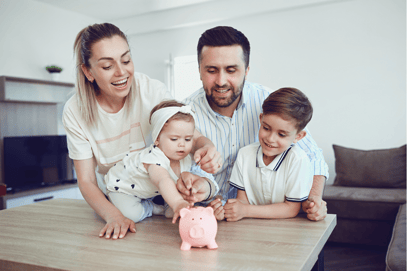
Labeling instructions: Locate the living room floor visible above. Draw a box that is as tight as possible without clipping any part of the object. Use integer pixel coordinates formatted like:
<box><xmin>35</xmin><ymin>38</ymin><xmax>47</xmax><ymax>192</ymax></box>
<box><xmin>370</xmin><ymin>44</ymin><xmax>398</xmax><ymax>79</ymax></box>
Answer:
<box><xmin>324</xmin><ymin>242</ymin><xmax>388</xmax><ymax>271</ymax></box>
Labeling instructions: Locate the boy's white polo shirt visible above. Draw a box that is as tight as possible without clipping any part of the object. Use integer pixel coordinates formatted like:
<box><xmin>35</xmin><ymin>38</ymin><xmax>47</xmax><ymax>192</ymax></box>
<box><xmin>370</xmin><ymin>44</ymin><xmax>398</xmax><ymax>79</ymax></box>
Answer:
<box><xmin>229</xmin><ymin>142</ymin><xmax>313</xmax><ymax>205</ymax></box>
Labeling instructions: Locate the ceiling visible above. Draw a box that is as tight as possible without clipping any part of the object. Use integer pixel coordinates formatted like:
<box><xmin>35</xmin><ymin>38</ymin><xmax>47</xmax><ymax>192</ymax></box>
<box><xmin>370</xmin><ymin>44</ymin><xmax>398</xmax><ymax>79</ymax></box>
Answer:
<box><xmin>32</xmin><ymin>0</ymin><xmax>344</xmax><ymax>36</ymax></box>
<box><xmin>33</xmin><ymin>0</ymin><xmax>216</xmax><ymax>21</ymax></box>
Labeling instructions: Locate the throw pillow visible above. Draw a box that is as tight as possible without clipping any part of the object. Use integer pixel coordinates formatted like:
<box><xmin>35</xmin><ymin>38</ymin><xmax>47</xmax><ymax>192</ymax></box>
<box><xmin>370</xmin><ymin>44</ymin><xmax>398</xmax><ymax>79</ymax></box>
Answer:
<box><xmin>333</xmin><ymin>144</ymin><xmax>406</xmax><ymax>188</ymax></box>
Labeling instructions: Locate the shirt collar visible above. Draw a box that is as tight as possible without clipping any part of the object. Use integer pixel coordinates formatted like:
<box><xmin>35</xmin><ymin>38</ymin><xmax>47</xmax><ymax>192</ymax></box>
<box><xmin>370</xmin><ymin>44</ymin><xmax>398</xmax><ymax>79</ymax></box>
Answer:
<box><xmin>256</xmin><ymin>144</ymin><xmax>294</xmax><ymax>171</ymax></box>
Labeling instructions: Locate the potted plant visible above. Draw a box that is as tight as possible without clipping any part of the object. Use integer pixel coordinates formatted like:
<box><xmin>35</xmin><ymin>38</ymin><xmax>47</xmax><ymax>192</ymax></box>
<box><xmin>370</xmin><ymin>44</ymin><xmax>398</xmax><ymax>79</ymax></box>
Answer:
<box><xmin>45</xmin><ymin>65</ymin><xmax>63</xmax><ymax>81</ymax></box>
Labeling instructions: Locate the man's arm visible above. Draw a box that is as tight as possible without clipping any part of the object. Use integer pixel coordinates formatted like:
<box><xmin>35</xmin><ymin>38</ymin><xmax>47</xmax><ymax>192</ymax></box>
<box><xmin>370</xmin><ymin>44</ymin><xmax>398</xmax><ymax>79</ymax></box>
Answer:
<box><xmin>296</xmin><ymin>128</ymin><xmax>329</xmax><ymax>221</ymax></box>
<box><xmin>191</xmin><ymin>129</ymin><xmax>222</xmax><ymax>174</ymax></box>
<box><xmin>302</xmin><ymin>175</ymin><xmax>327</xmax><ymax>221</ymax></box>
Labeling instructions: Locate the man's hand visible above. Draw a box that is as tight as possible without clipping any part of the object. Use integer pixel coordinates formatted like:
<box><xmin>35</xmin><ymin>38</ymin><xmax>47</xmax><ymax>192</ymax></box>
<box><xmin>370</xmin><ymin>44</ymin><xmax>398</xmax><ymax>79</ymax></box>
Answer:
<box><xmin>208</xmin><ymin>198</ymin><xmax>225</xmax><ymax>221</ymax></box>
<box><xmin>176</xmin><ymin>172</ymin><xmax>210</xmax><ymax>203</ymax></box>
<box><xmin>302</xmin><ymin>197</ymin><xmax>327</xmax><ymax>221</ymax></box>
<box><xmin>194</xmin><ymin>145</ymin><xmax>222</xmax><ymax>174</ymax></box>
<box><xmin>224</xmin><ymin>199</ymin><xmax>247</xmax><ymax>222</ymax></box>
<box><xmin>100</xmin><ymin>214</ymin><xmax>136</xmax><ymax>239</ymax></box>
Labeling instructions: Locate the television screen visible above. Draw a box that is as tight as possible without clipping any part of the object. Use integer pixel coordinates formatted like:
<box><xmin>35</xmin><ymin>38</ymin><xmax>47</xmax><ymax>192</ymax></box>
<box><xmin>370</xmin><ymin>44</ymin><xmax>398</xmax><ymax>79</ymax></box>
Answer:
<box><xmin>3</xmin><ymin>135</ymin><xmax>76</xmax><ymax>193</ymax></box>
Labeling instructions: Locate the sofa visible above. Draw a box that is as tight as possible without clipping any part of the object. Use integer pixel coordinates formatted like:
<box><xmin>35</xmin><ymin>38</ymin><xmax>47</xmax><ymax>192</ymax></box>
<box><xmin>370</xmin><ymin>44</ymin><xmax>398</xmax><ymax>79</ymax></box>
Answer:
<box><xmin>323</xmin><ymin>144</ymin><xmax>406</xmax><ymax>271</ymax></box>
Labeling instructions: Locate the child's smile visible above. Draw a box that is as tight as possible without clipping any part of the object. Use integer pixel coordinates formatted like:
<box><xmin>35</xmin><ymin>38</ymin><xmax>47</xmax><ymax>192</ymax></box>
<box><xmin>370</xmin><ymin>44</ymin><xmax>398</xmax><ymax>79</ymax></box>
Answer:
<box><xmin>258</xmin><ymin>113</ymin><xmax>304</xmax><ymax>166</ymax></box>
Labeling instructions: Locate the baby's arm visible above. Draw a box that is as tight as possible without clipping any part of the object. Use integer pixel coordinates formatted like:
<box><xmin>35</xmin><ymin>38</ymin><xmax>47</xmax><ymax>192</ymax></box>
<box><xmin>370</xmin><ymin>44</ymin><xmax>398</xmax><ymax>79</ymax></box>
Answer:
<box><xmin>145</xmin><ymin>164</ymin><xmax>192</xmax><ymax>223</ymax></box>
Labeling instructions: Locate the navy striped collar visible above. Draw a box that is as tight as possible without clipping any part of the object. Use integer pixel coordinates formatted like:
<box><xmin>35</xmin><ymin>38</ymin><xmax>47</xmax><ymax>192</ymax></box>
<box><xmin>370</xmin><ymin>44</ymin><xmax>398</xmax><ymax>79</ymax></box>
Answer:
<box><xmin>256</xmin><ymin>144</ymin><xmax>294</xmax><ymax>171</ymax></box>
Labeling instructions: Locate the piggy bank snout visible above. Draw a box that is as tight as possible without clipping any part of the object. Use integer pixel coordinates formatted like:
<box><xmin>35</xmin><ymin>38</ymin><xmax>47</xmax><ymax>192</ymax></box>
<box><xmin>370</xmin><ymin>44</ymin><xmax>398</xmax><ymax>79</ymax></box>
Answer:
<box><xmin>190</xmin><ymin>225</ymin><xmax>205</xmax><ymax>239</ymax></box>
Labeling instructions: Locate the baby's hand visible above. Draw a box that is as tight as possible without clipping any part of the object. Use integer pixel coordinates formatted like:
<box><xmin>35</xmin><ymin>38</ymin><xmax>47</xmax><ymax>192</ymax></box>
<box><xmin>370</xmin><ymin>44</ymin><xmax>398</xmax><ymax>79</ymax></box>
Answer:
<box><xmin>208</xmin><ymin>198</ymin><xmax>225</xmax><ymax>221</ymax></box>
<box><xmin>172</xmin><ymin>200</ymin><xmax>193</xmax><ymax>223</ymax></box>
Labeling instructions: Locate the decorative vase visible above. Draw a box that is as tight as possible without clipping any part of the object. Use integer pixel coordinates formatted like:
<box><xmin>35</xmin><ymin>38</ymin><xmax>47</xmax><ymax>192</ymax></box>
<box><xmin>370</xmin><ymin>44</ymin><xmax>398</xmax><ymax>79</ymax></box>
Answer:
<box><xmin>51</xmin><ymin>73</ymin><xmax>60</xmax><ymax>81</ymax></box>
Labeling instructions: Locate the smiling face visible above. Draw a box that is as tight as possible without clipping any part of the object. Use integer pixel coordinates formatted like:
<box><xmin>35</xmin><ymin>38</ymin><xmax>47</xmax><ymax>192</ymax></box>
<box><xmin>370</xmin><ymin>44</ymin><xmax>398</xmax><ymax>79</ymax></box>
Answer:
<box><xmin>258</xmin><ymin>113</ymin><xmax>306</xmax><ymax>166</ymax></box>
<box><xmin>199</xmin><ymin>45</ymin><xmax>249</xmax><ymax>116</ymax></box>
<box><xmin>155</xmin><ymin>119</ymin><xmax>195</xmax><ymax>162</ymax></box>
<box><xmin>81</xmin><ymin>35</ymin><xmax>134</xmax><ymax>104</ymax></box>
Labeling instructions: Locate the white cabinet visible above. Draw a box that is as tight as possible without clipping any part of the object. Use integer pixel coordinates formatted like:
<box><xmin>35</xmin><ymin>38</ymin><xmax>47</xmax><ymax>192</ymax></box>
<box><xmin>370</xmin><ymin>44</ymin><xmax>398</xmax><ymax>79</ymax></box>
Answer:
<box><xmin>3</xmin><ymin>185</ymin><xmax>84</xmax><ymax>209</ymax></box>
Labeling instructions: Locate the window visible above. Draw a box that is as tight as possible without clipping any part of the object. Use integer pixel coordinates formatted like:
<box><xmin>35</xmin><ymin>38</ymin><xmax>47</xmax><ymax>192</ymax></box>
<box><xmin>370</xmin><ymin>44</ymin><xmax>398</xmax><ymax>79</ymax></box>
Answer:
<box><xmin>166</xmin><ymin>55</ymin><xmax>201</xmax><ymax>101</ymax></box>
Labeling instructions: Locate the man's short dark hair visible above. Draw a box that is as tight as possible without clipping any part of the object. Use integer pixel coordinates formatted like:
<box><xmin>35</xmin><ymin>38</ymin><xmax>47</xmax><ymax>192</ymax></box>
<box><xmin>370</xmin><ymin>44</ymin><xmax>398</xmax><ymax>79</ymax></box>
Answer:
<box><xmin>197</xmin><ymin>26</ymin><xmax>250</xmax><ymax>68</ymax></box>
<box><xmin>262</xmin><ymin>88</ymin><xmax>313</xmax><ymax>132</ymax></box>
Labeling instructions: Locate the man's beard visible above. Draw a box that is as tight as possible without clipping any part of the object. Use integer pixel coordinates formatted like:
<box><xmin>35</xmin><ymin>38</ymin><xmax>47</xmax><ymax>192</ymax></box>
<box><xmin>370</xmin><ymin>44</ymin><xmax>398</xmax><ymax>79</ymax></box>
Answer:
<box><xmin>205</xmin><ymin>78</ymin><xmax>245</xmax><ymax>108</ymax></box>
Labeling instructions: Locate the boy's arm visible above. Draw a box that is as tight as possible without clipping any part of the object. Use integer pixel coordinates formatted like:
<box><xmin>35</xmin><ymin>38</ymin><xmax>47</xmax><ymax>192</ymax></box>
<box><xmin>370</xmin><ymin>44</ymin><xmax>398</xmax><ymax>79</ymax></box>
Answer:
<box><xmin>145</xmin><ymin>164</ymin><xmax>191</xmax><ymax>223</ymax></box>
<box><xmin>224</xmin><ymin>190</ymin><xmax>301</xmax><ymax>221</ymax></box>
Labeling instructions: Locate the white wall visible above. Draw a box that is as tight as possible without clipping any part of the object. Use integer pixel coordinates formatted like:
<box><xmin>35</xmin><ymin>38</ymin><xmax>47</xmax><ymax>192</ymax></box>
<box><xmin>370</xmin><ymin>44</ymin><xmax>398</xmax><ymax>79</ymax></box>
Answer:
<box><xmin>0</xmin><ymin>0</ymin><xmax>405</xmax><ymax>184</ymax></box>
<box><xmin>122</xmin><ymin>0</ymin><xmax>406</xmax><ymax>184</ymax></box>
<box><xmin>0</xmin><ymin>0</ymin><xmax>101</xmax><ymax>83</ymax></box>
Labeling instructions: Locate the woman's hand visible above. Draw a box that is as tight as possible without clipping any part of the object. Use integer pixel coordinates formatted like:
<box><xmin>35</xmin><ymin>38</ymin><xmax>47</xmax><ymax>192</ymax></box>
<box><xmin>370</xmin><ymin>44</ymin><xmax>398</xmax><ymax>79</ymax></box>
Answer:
<box><xmin>100</xmin><ymin>214</ymin><xmax>136</xmax><ymax>239</ymax></box>
<box><xmin>74</xmin><ymin>159</ymin><xmax>136</xmax><ymax>240</ymax></box>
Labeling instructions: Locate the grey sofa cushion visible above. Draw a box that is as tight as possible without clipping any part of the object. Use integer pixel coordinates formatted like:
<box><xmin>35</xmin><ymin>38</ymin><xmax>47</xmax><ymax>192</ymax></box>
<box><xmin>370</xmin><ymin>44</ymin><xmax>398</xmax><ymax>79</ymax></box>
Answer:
<box><xmin>386</xmin><ymin>204</ymin><xmax>406</xmax><ymax>271</ymax></box>
<box><xmin>333</xmin><ymin>144</ymin><xmax>406</xmax><ymax>188</ymax></box>
<box><xmin>324</xmin><ymin>186</ymin><xmax>406</xmax><ymax>204</ymax></box>
<box><xmin>324</xmin><ymin>185</ymin><xmax>406</xmax><ymax>220</ymax></box>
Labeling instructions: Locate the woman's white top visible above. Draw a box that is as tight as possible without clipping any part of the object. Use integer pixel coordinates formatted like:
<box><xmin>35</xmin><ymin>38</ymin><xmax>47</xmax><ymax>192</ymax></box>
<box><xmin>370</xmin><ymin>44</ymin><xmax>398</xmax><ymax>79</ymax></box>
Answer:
<box><xmin>62</xmin><ymin>72</ymin><xmax>172</xmax><ymax>193</ymax></box>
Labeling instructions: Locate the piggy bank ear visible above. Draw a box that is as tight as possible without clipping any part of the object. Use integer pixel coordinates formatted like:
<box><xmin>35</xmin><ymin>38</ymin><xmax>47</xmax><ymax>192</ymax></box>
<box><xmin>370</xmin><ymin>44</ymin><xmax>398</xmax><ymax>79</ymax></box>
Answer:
<box><xmin>180</xmin><ymin>208</ymin><xmax>191</xmax><ymax>218</ymax></box>
<box><xmin>204</xmin><ymin>207</ymin><xmax>214</xmax><ymax>216</ymax></box>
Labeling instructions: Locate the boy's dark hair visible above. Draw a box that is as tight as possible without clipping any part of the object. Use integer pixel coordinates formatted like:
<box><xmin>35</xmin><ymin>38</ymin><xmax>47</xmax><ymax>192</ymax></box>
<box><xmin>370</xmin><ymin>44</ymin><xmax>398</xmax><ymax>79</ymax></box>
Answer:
<box><xmin>262</xmin><ymin>88</ymin><xmax>313</xmax><ymax>132</ymax></box>
<box><xmin>197</xmin><ymin>26</ymin><xmax>250</xmax><ymax>68</ymax></box>
<box><xmin>149</xmin><ymin>100</ymin><xmax>194</xmax><ymax>124</ymax></box>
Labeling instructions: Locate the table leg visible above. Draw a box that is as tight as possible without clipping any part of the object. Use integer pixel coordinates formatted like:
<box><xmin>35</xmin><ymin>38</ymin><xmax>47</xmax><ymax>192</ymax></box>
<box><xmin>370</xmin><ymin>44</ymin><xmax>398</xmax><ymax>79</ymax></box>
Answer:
<box><xmin>311</xmin><ymin>248</ymin><xmax>324</xmax><ymax>271</ymax></box>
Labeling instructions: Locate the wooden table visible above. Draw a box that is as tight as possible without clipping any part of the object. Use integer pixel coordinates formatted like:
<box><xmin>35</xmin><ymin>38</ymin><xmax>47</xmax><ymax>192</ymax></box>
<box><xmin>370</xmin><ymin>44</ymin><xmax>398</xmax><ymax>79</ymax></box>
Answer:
<box><xmin>0</xmin><ymin>199</ymin><xmax>336</xmax><ymax>271</ymax></box>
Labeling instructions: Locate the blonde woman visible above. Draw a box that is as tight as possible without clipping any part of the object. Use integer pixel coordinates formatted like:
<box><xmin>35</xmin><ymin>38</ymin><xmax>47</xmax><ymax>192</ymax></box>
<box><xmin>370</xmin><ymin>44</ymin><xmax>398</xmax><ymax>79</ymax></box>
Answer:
<box><xmin>63</xmin><ymin>23</ymin><xmax>221</xmax><ymax>240</ymax></box>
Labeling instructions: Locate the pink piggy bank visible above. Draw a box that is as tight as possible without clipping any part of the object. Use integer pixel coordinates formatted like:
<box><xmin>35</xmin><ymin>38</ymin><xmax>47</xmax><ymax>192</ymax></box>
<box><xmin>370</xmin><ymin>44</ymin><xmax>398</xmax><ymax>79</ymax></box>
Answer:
<box><xmin>179</xmin><ymin>207</ymin><xmax>218</xmax><ymax>251</ymax></box>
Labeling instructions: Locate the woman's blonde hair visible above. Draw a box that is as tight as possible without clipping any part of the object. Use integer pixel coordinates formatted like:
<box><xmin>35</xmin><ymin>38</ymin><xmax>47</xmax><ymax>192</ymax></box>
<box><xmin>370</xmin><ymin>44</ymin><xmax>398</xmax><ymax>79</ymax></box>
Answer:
<box><xmin>73</xmin><ymin>23</ymin><xmax>136</xmax><ymax>126</ymax></box>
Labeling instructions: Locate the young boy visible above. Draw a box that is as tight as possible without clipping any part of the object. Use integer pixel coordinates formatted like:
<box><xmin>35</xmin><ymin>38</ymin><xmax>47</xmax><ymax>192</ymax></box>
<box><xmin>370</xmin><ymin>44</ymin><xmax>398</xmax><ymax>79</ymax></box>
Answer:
<box><xmin>211</xmin><ymin>87</ymin><xmax>314</xmax><ymax>221</ymax></box>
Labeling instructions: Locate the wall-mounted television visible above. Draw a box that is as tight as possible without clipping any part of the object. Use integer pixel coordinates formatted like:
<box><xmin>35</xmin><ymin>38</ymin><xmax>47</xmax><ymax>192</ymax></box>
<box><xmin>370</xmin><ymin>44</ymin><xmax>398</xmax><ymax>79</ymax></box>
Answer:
<box><xmin>3</xmin><ymin>135</ymin><xmax>76</xmax><ymax>193</ymax></box>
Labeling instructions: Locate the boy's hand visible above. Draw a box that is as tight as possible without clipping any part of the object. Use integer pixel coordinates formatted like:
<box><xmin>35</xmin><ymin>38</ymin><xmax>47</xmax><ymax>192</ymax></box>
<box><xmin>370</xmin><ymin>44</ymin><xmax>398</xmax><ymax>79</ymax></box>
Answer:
<box><xmin>302</xmin><ymin>197</ymin><xmax>327</xmax><ymax>221</ymax></box>
<box><xmin>224</xmin><ymin>199</ymin><xmax>247</xmax><ymax>222</ymax></box>
<box><xmin>208</xmin><ymin>198</ymin><xmax>225</xmax><ymax>221</ymax></box>
<box><xmin>176</xmin><ymin>172</ymin><xmax>210</xmax><ymax>203</ymax></box>
<box><xmin>172</xmin><ymin>200</ymin><xmax>193</xmax><ymax>224</ymax></box>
